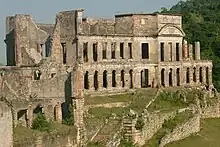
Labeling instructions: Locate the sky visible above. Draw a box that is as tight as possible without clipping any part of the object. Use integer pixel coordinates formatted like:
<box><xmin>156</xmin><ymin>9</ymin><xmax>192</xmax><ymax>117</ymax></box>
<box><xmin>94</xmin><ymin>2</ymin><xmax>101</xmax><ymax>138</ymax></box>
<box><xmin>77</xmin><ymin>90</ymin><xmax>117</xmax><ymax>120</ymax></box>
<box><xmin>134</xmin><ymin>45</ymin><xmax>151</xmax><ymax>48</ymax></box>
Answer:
<box><xmin>0</xmin><ymin>0</ymin><xmax>180</xmax><ymax>64</ymax></box>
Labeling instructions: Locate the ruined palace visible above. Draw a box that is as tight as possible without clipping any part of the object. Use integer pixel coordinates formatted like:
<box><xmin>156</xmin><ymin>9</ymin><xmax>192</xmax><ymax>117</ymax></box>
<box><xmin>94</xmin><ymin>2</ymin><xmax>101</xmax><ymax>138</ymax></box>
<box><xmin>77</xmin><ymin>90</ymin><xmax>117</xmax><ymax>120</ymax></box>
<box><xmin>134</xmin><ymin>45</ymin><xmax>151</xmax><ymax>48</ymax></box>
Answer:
<box><xmin>0</xmin><ymin>8</ymin><xmax>213</xmax><ymax>145</ymax></box>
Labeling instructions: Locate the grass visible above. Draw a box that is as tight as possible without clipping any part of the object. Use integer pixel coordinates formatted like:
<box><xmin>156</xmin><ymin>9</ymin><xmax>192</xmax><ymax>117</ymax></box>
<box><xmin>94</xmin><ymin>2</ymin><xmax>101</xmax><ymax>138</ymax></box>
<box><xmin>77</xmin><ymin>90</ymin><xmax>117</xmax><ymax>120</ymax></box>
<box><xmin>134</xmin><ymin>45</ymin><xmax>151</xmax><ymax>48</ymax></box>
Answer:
<box><xmin>147</xmin><ymin>88</ymin><xmax>201</xmax><ymax>112</ymax></box>
<box><xmin>84</xmin><ymin>93</ymin><xmax>133</xmax><ymax>105</ymax></box>
<box><xmin>166</xmin><ymin>118</ymin><xmax>220</xmax><ymax>147</ymax></box>
<box><xmin>13</xmin><ymin>122</ymin><xmax>76</xmax><ymax>146</ymax></box>
<box><xmin>144</xmin><ymin>110</ymin><xmax>193</xmax><ymax>147</ymax></box>
<box><xmin>88</xmin><ymin>107</ymin><xmax>127</xmax><ymax>118</ymax></box>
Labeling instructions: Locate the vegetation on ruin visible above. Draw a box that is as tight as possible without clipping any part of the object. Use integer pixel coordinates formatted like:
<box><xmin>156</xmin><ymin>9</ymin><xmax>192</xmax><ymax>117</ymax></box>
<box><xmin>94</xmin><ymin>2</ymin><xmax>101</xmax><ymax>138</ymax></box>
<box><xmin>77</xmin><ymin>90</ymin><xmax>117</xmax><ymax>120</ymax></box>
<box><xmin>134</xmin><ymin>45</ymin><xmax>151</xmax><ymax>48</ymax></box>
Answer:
<box><xmin>135</xmin><ymin>116</ymin><xmax>145</xmax><ymax>131</ymax></box>
<box><xmin>144</xmin><ymin>110</ymin><xmax>193</xmax><ymax>147</ymax></box>
<box><xmin>148</xmin><ymin>88</ymin><xmax>203</xmax><ymax>112</ymax></box>
<box><xmin>166</xmin><ymin>118</ymin><xmax>220</xmax><ymax>147</ymax></box>
<box><xmin>157</xmin><ymin>0</ymin><xmax>220</xmax><ymax>91</ymax></box>
<box><xmin>32</xmin><ymin>113</ymin><xmax>50</xmax><ymax>132</ymax></box>
<box><xmin>62</xmin><ymin>104</ymin><xmax>74</xmax><ymax>126</ymax></box>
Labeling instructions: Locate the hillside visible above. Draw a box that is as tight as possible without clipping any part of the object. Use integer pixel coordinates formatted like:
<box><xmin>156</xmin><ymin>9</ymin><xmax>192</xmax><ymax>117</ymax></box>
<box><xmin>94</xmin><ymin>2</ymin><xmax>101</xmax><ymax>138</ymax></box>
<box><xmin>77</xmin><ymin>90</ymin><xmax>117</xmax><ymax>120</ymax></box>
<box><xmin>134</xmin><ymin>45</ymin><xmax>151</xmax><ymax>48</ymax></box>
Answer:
<box><xmin>158</xmin><ymin>0</ymin><xmax>220</xmax><ymax>90</ymax></box>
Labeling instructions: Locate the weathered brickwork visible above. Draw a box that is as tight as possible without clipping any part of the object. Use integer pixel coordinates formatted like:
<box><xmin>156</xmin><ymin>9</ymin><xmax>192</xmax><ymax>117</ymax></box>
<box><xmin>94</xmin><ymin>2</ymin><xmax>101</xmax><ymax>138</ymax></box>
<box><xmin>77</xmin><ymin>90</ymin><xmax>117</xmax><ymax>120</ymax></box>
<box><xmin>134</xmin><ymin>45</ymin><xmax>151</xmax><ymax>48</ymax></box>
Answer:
<box><xmin>0</xmin><ymin>8</ymin><xmax>214</xmax><ymax>146</ymax></box>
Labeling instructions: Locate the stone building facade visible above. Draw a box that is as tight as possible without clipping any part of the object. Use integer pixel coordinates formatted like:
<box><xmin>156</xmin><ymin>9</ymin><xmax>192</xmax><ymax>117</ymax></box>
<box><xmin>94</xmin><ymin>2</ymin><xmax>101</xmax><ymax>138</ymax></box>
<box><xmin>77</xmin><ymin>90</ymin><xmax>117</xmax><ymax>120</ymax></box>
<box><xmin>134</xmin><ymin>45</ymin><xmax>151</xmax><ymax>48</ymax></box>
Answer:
<box><xmin>0</xmin><ymin>8</ymin><xmax>213</xmax><ymax>145</ymax></box>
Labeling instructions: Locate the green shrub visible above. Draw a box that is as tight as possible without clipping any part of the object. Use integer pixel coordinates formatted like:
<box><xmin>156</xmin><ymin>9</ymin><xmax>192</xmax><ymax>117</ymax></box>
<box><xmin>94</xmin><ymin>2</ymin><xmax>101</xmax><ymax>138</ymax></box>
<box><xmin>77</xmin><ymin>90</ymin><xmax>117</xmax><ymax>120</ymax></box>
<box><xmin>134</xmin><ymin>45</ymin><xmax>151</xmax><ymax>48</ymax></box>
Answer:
<box><xmin>135</xmin><ymin>117</ymin><xmax>145</xmax><ymax>130</ymax></box>
<box><xmin>63</xmin><ymin>104</ymin><xmax>74</xmax><ymax>126</ymax></box>
<box><xmin>32</xmin><ymin>113</ymin><xmax>50</xmax><ymax>132</ymax></box>
<box><xmin>120</xmin><ymin>138</ymin><xmax>136</xmax><ymax>147</ymax></box>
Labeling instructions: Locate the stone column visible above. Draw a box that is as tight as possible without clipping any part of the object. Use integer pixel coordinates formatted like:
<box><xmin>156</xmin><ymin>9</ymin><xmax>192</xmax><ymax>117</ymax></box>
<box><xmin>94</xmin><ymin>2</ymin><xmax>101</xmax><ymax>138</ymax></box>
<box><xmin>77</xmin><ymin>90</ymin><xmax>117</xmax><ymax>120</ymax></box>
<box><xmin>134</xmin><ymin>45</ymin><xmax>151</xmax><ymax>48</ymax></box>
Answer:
<box><xmin>164</xmin><ymin>43</ymin><xmax>169</xmax><ymax>61</ymax></box>
<box><xmin>208</xmin><ymin>67</ymin><xmax>213</xmax><ymax>85</ymax></box>
<box><xmin>124</xmin><ymin>42</ymin><xmax>128</xmax><ymax>60</ymax></box>
<box><xmin>116</xmin><ymin>72</ymin><xmax>121</xmax><ymax>88</ymax></box>
<box><xmin>202</xmin><ymin>67</ymin><xmax>206</xmax><ymax>85</ymax></box>
<box><xmin>196</xmin><ymin>67</ymin><xmax>200</xmax><ymax>85</ymax></box>
<box><xmin>195</xmin><ymin>41</ymin><xmax>200</xmax><ymax>60</ymax></box>
<box><xmin>189</xmin><ymin>44</ymin><xmax>193</xmax><ymax>60</ymax></box>
<box><xmin>134</xmin><ymin>71</ymin><xmax>141</xmax><ymax>88</ymax></box>
<box><xmin>172</xmin><ymin>43</ymin><xmax>176</xmax><ymax>62</ymax></box>
<box><xmin>89</xmin><ymin>74</ymin><xmax>94</xmax><ymax>91</ymax></box>
<box><xmin>88</xmin><ymin>41</ymin><xmax>93</xmax><ymax>64</ymax></box>
<box><xmin>173</xmin><ymin>68</ymin><xmax>177</xmax><ymax>87</ymax></box>
<box><xmin>108</xmin><ymin>72</ymin><xmax>112</xmax><ymax>90</ymax></box>
<box><xmin>183</xmin><ymin>40</ymin><xmax>188</xmax><ymax>59</ymax></box>
<box><xmin>98</xmin><ymin>42</ymin><xmax>102</xmax><ymax>62</ymax></box>
<box><xmin>164</xmin><ymin>69</ymin><xmax>169</xmax><ymax>87</ymax></box>
<box><xmin>98</xmin><ymin>73</ymin><xmax>103</xmax><ymax>91</ymax></box>
<box><xmin>179</xmin><ymin>42</ymin><xmax>183</xmax><ymax>61</ymax></box>
<box><xmin>181</xmin><ymin>68</ymin><xmax>186</xmax><ymax>86</ymax></box>
<box><xmin>78</xmin><ymin>41</ymin><xmax>83</xmax><ymax>63</ymax></box>
<box><xmin>27</xmin><ymin>104</ymin><xmax>33</xmax><ymax>128</ymax></box>
<box><xmin>116</xmin><ymin>41</ymin><xmax>120</xmax><ymax>60</ymax></box>
<box><xmin>190</xmin><ymin>67</ymin><xmax>194</xmax><ymax>85</ymax></box>
<box><xmin>107</xmin><ymin>41</ymin><xmax>111</xmax><ymax>60</ymax></box>
<box><xmin>54</xmin><ymin>102</ymin><xmax>62</xmax><ymax>123</ymax></box>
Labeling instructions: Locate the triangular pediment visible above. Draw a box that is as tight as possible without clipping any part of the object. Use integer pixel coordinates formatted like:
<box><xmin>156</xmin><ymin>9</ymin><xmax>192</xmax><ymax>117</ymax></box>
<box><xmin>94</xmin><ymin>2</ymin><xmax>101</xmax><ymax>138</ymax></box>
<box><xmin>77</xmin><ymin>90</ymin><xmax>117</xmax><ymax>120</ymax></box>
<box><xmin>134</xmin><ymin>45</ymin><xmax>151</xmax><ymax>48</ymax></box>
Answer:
<box><xmin>158</xmin><ymin>25</ymin><xmax>185</xmax><ymax>37</ymax></box>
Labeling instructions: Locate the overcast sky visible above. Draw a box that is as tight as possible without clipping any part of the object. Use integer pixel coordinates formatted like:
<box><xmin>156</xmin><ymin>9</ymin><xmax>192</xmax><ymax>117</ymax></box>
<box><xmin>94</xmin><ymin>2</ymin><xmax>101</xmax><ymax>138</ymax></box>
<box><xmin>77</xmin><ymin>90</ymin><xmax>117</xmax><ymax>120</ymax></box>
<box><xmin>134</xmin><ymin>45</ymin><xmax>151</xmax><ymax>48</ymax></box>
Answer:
<box><xmin>0</xmin><ymin>0</ymin><xmax>180</xmax><ymax>64</ymax></box>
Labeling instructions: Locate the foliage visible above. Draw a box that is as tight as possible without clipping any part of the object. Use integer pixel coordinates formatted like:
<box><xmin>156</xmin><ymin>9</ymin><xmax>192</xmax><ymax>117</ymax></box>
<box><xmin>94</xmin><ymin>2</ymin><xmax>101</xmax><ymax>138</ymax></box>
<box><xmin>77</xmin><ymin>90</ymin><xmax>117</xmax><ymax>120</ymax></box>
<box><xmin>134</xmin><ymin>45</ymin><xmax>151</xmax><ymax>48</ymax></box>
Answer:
<box><xmin>158</xmin><ymin>0</ymin><xmax>220</xmax><ymax>91</ymax></box>
<box><xmin>31</xmin><ymin>113</ymin><xmax>50</xmax><ymax>132</ymax></box>
<box><xmin>135</xmin><ymin>116</ymin><xmax>145</xmax><ymax>130</ymax></box>
<box><xmin>120</xmin><ymin>138</ymin><xmax>136</xmax><ymax>147</ymax></box>
<box><xmin>87</xmin><ymin>142</ymin><xmax>105</xmax><ymax>147</ymax></box>
<box><xmin>62</xmin><ymin>104</ymin><xmax>74</xmax><ymax>126</ymax></box>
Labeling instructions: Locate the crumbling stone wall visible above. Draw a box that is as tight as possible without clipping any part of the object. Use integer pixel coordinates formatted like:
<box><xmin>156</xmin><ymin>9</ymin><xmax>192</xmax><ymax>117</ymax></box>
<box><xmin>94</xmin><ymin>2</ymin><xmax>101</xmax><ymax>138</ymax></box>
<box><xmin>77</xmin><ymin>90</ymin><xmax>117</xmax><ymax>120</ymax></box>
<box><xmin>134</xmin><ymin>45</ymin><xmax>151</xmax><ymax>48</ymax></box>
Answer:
<box><xmin>159</xmin><ymin>114</ymin><xmax>200</xmax><ymax>147</ymax></box>
<box><xmin>0</xmin><ymin>102</ymin><xmax>13</xmax><ymax>147</ymax></box>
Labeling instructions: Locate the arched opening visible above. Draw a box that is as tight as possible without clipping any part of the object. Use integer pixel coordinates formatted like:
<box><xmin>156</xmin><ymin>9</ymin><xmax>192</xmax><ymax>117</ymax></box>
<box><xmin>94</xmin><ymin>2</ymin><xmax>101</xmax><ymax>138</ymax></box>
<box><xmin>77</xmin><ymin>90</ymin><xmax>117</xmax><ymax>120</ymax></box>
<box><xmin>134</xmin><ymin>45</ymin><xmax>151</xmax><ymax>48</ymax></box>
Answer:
<box><xmin>199</xmin><ymin>67</ymin><xmax>203</xmax><ymax>83</ymax></box>
<box><xmin>141</xmin><ymin>69</ymin><xmax>149</xmax><ymax>88</ymax></box>
<box><xmin>161</xmin><ymin>69</ymin><xmax>165</xmax><ymax>87</ymax></box>
<box><xmin>121</xmin><ymin>70</ymin><xmax>125</xmax><ymax>88</ymax></box>
<box><xmin>103</xmin><ymin>70</ymin><xmax>108</xmax><ymax>88</ymax></box>
<box><xmin>193</xmin><ymin>67</ymin><xmax>196</xmax><ymax>83</ymax></box>
<box><xmin>112</xmin><ymin>70</ymin><xmax>117</xmax><ymax>87</ymax></box>
<box><xmin>176</xmin><ymin>68</ymin><xmax>180</xmax><ymax>86</ymax></box>
<box><xmin>186</xmin><ymin>68</ymin><xmax>190</xmax><ymax>83</ymax></box>
<box><xmin>17</xmin><ymin>109</ymin><xmax>28</xmax><ymax>127</ymax></box>
<box><xmin>84</xmin><ymin>71</ymin><xmax>89</xmax><ymax>89</ymax></box>
<box><xmin>34</xmin><ymin>70</ymin><xmax>41</xmax><ymax>80</ymax></box>
<box><xmin>169</xmin><ymin>68</ymin><xmax>173</xmax><ymax>86</ymax></box>
<box><xmin>94</xmin><ymin>71</ymin><xmax>98</xmax><ymax>90</ymax></box>
<box><xmin>129</xmin><ymin>70</ymin><xmax>133</xmax><ymax>89</ymax></box>
<box><xmin>206</xmin><ymin>67</ymin><xmax>209</xmax><ymax>85</ymax></box>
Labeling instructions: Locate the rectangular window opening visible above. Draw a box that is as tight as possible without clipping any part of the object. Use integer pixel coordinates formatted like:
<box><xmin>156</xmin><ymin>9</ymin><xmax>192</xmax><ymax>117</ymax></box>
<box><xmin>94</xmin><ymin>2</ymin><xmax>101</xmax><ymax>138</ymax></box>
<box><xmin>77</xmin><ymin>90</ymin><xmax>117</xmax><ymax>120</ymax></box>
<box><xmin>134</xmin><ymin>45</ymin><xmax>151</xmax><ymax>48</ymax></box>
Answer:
<box><xmin>93</xmin><ymin>43</ymin><xmax>98</xmax><ymax>62</ymax></box>
<box><xmin>168</xmin><ymin>42</ymin><xmax>172</xmax><ymax>61</ymax></box>
<box><xmin>160</xmin><ymin>42</ymin><xmax>164</xmax><ymax>61</ymax></box>
<box><xmin>120</xmin><ymin>43</ymin><xmax>124</xmax><ymax>59</ymax></box>
<box><xmin>128</xmin><ymin>43</ymin><xmax>132</xmax><ymax>59</ymax></box>
<box><xmin>103</xmin><ymin>42</ymin><xmax>107</xmax><ymax>59</ymax></box>
<box><xmin>61</xmin><ymin>43</ymin><xmax>67</xmax><ymax>64</ymax></box>
<box><xmin>83</xmin><ymin>42</ymin><xmax>88</xmax><ymax>62</ymax></box>
<box><xmin>111</xmin><ymin>42</ymin><xmax>116</xmax><ymax>59</ymax></box>
<box><xmin>142</xmin><ymin>43</ymin><xmax>149</xmax><ymax>59</ymax></box>
<box><xmin>176</xmin><ymin>43</ymin><xmax>180</xmax><ymax>61</ymax></box>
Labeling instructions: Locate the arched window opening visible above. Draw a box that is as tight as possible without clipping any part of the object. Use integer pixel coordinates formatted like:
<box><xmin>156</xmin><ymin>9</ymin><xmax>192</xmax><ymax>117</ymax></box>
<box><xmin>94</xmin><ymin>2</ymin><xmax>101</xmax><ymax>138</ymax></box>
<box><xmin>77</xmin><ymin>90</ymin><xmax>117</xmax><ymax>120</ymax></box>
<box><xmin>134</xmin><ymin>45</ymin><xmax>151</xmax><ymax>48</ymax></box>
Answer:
<box><xmin>186</xmin><ymin>68</ymin><xmax>190</xmax><ymax>83</ymax></box>
<box><xmin>193</xmin><ymin>67</ymin><xmax>196</xmax><ymax>83</ymax></box>
<box><xmin>112</xmin><ymin>70</ymin><xmax>117</xmax><ymax>87</ymax></box>
<box><xmin>206</xmin><ymin>67</ymin><xmax>209</xmax><ymax>85</ymax></box>
<box><xmin>169</xmin><ymin>69</ymin><xmax>173</xmax><ymax>86</ymax></box>
<box><xmin>103</xmin><ymin>70</ymin><xmax>108</xmax><ymax>88</ymax></box>
<box><xmin>94</xmin><ymin>71</ymin><xmax>98</xmax><ymax>90</ymax></box>
<box><xmin>84</xmin><ymin>71</ymin><xmax>89</xmax><ymax>89</ymax></box>
<box><xmin>176</xmin><ymin>68</ymin><xmax>180</xmax><ymax>86</ymax></box>
<box><xmin>34</xmin><ymin>70</ymin><xmax>41</xmax><ymax>80</ymax></box>
<box><xmin>161</xmin><ymin>69</ymin><xmax>165</xmax><ymax>87</ymax></box>
<box><xmin>199</xmin><ymin>67</ymin><xmax>203</xmax><ymax>83</ymax></box>
<box><xmin>121</xmin><ymin>70</ymin><xmax>125</xmax><ymax>88</ymax></box>
<box><xmin>129</xmin><ymin>70</ymin><xmax>133</xmax><ymax>89</ymax></box>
